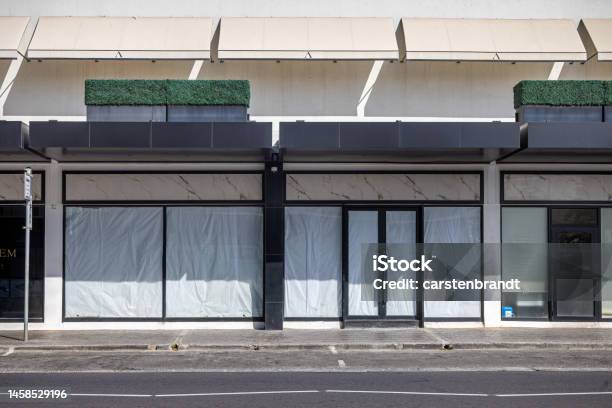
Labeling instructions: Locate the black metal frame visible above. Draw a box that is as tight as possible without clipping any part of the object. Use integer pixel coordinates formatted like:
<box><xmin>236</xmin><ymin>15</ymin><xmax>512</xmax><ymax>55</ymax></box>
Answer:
<box><xmin>341</xmin><ymin>205</ymin><xmax>423</xmax><ymax>324</ymax></box>
<box><xmin>281</xmin><ymin>204</ymin><xmax>344</xmax><ymax>322</ymax></box>
<box><xmin>0</xmin><ymin>170</ymin><xmax>46</xmax><ymax>205</ymax></box>
<box><xmin>0</xmin><ymin>170</ymin><xmax>46</xmax><ymax>323</ymax></box>
<box><xmin>501</xmin><ymin>171</ymin><xmax>612</xmax><ymax>205</ymax></box>
<box><xmin>285</xmin><ymin>170</ymin><xmax>484</xmax><ymax>206</ymax></box>
<box><xmin>283</xmin><ymin>171</ymin><xmax>484</xmax><ymax>325</ymax></box>
<box><xmin>62</xmin><ymin>170</ymin><xmax>263</xmax><ymax>205</ymax></box>
<box><xmin>500</xmin><ymin>171</ymin><xmax>612</xmax><ymax>322</ymax></box>
<box><xmin>548</xmin><ymin>207</ymin><xmax>601</xmax><ymax>322</ymax></box>
<box><xmin>61</xmin><ymin>170</ymin><xmax>265</xmax><ymax>323</ymax></box>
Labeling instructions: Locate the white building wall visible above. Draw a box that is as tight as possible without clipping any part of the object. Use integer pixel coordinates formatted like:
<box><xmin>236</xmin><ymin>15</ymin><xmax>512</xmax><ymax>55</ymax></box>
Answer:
<box><xmin>4</xmin><ymin>60</ymin><xmax>192</xmax><ymax>117</ymax></box>
<box><xmin>5</xmin><ymin>59</ymin><xmax>612</xmax><ymax>120</ymax></box>
<box><xmin>0</xmin><ymin>61</ymin><xmax>8</xmax><ymax>80</ymax></box>
<box><xmin>202</xmin><ymin>61</ymin><xmax>372</xmax><ymax>117</ymax></box>
<box><xmin>1</xmin><ymin>0</ymin><xmax>612</xmax><ymax>120</ymax></box>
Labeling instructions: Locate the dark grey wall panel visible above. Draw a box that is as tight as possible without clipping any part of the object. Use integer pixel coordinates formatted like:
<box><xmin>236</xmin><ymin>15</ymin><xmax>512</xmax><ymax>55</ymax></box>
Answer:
<box><xmin>280</xmin><ymin>121</ymin><xmax>521</xmax><ymax>151</ymax></box>
<box><xmin>527</xmin><ymin>123</ymin><xmax>612</xmax><ymax>148</ymax></box>
<box><xmin>29</xmin><ymin>121</ymin><xmax>271</xmax><ymax>152</ymax></box>
<box><xmin>212</xmin><ymin>122</ymin><xmax>272</xmax><ymax>149</ymax></box>
<box><xmin>87</xmin><ymin>105</ymin><xmax>166</xmax><ymax>122</ymax></box>
<box><xmin>458</xmin><ymin>123</ymin><xmax>520</xmax><ymax>148</ymax></box>
<box><xmin>0</xmin><ymin>122</ymin><xmax>25</xmax><ymax>148</ymax></box>
<box><xmin>279</xmin><ymin>122</ymin><xmax>339</xmax><ymax>149</ymax></box>
<box><xmin>517</xmin><ymin>106</ymin><xmax>603</xmax><ymax>123</ymax></box>
<box><xmin>339</xmin><ymin>122</ymin><xmax>398</xmax><ymax>149</ymax></box>
<box><xmin>400</xmin><ymin>123</ymin><xmax>461</xmax><ymax>148</ymax></box>
<box><xmin>152</xmin><ymin>123</ymin><xmax>212</xmax><ymax>148</ymax></box>
<box><xmin>90</xmin><ymin>122</ymin><xmax>151</xmax><ymax>148</ymax></box>
<box><xmin>167</xmin><ymin>106</ymin><xmax>247</xmax><ymax>122</ymax></box>
<box><xmin>29</xmin><ymin>122</ymin><xmax>89</xmax><ymax>147</ymax></box>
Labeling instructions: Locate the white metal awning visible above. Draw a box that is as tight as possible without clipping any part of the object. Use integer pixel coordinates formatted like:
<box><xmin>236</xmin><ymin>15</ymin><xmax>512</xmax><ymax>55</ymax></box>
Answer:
<box><xmin>0</xmin><ymin>17</ymin><xmax>30</xmax><ymax>59</ymax></box>
<box><xmin>579</xmin><ymin>19</ymin><xmax>612</xmax><ymax>61</ymax></box>
<box><xmin>217</xmin><ymin>17</ymin><xmax>399</xmax><ymax>60</ymax></box>
<box><xmin>27</xmin><ymin>16</ymin><xmax>213</xmax><ymax>60</ymax></box>
<box><xmin>400</xmin><ymin>18</ymin><xmax>587</xmax><ymax>62</ymax></box>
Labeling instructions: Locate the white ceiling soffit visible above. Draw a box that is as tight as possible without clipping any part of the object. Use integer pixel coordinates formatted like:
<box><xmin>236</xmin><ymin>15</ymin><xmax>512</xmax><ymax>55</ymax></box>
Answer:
<box><xmin>217</xmin><ymin>17</ymin><xmax>399</xmax><ymax>60</ymax></box>
<box><xmin>401</xmin><ymin>18</ymin><xmax>587</xmax><ymax>62</ymax></box>
<box><xmin>27</xmin><ymin>16</ymin><xmax>213</xmax><ymax>60</ymax></box>
<box><xmin>0</xmin><ymin>17</ymin><xmax>30</xmax><ymax>59</ymax></box>
<box><xmin>579</xmin><ymin>19</ymin><xmax>612</xmax><ymax>61</ymax></box>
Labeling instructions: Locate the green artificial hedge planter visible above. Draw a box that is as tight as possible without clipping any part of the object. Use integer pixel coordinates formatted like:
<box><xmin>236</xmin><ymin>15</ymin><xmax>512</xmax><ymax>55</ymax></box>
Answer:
<box><xmin>513</xmin><ymin>80</ymin><xmax>607</xmax><ymax>108</ymax></box>
<box><xmin>85</xmin><ymin>80</ymin><xmax>250</xmax><ymax>106</ymax></box>
<box><xmin>166</xmin><ymin>80</ymin><xmax>250</xmax><ymax>106</ymax></box>
<box><xmin>85</xmin><ymin>80</ymin><xmax>167</xmax><ymax>106</ymax></box>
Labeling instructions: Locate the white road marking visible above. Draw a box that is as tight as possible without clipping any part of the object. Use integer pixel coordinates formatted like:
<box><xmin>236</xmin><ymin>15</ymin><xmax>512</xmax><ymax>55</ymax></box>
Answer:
<box><xmin>328</xmin><ymin>346</ymin><xmax>338</xmax><ymax>355</ymax></box>
<box><xmin>3</xmin><ymin>389</ymin><xmax>612</xmax><ymax>400</ymax></box>
<box><xmin>70</xmin><ymin>393</ymin><xmax>152</xmax><ymax>397</ymax></box>
<box><xmin>156</xmin><ymin>390</ymin><xmax>320</xmax><ymax>397</ymax></box>
<box><xmin>326</xmin><ymin>389</ymin><xmax>488</xmax><ymax>397</ymax></box>
<box><xmin>337</xmin><ymin>359</ymin><xmax>346</xmax><ymax>368</ymax></box>
<box><xmin>1</xmin><ymin>347</ymin><xmax>14</xmax><ymax>357</ymax></box>
<box><xmin>496</xmin><ymin>391</ymin><xmax>612</xmax><ymax>397</ymax></box>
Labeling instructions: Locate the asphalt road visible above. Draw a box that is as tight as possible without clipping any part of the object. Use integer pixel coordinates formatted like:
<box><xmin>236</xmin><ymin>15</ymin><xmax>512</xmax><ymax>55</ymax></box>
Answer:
<box><xmin>1</xmin><ymin>349</ymin><xmax>612</xmax><ymax>407</ymax></box>
<box><xmin>1</xmin><ymin>371</ymin><xmax>612</xmax><ymax>408</ymax></box>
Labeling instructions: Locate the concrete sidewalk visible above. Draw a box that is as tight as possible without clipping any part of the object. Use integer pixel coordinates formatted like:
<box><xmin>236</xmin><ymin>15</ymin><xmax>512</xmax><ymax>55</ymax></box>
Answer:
<box><xmin>1</xmin><ymin>328</ymin><xmax>612</xmax><ymax>352</ymax></box>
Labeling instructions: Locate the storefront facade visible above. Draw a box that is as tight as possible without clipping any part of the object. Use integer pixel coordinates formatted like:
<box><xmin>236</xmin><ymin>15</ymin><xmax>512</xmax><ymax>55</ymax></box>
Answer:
<box><xmin>500</xmin><ymin>172</ymin><xmax>612</xmax><ymax>322</ymax></box>
<box><xmin>2</xmin><ymin>123</ymin><xmax>612</xmax><ymax>330</ymax></box>
<box><xmin>1</xmin><ymin>0</ymin><xmax>612</xmax><ymax>330</ymax></box>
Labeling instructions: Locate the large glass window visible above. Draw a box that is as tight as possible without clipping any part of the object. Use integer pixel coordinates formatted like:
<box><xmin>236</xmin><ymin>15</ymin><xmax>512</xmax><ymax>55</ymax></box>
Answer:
<box><xmin>284</xmin><ymin>207</ymin><xmax>341</xmax><ymax>318</ymax></box>
<box><xmin>385</xmin><ymin>211</ymin><xmax>417</xmax><ymax>317</ymax></box>
<box><xmin>65</xmin><ymin>207</ymin><xmax>163</xmax><ymax>318</ymax></box>
<box><xmin>501</xmin><ymin>207</ymin><xmax>548</xmax><ymax>319</ymax></box>
<box><xmin>0</xmin><ymin>206</ymin><xmax>44</xmax><ymax>320</ymax></box>
<box><xmin>424</xmin><ymin>207</ymin><xmax>481</xmax><ymax>319</ymax></box>
<box><xmin>348</xmin><ymin>210</ymin><xmax>379</xmax><ymax>316</ymax></box>
<box><xmin>602</xmin><ymin>209</ymin><xmax>612</xmax><ymax>318</ymax></box>
<box><xmin>165</xmin><ymin>207</ymin><xmax>263</xmax><ymax>318</ymax></box>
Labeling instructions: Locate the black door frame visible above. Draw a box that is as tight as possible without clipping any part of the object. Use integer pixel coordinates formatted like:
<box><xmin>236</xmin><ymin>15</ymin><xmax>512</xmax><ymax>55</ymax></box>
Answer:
<box><xmin>341</xmin><ymin>205</ymin><xmax>423</xmax><ymax>325</ymax></box>
<box><xmin>548</xmin><ymin>207</ymin><xmax>602</xmax><ymax>321</ymax></box>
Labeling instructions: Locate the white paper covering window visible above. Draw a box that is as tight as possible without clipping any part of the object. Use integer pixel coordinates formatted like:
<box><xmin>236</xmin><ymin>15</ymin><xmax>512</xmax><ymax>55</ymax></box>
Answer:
<box><xmin>601</xmin><ymin>209</ymin><xmax>612</xmax><ymax>318</ymax></box>
<box><xmin>502</xmin><ymin>207</ymin><xmax>549</xmax><ymax>319</ymax></box>
<box><xmin>65</xmin><ymin>207</ymin><xmax>163</xmax><ymax>318</ymax></box>
<box><xmin>386</xmin><ymin>211</ymin><xmax>417</xmax><ymax>317</ymax></box>
<box><xmin>284</xmin><ymin>207</ymin><xmax>342</xmax><ymax>318</ymax></box>
<box><xmin>165</xmin><ymin>207</ymin><xmax>263</xmax><ymax>318</ymax></box>
<box><xmin>348</xmin><ymin>210</ymin><xmax>379</xmax><ymax>316</ymax></box>
<box><xmin>424</xmin><ymin>207</ymin><xmax>481</xmax><ymax>318</ymax></box>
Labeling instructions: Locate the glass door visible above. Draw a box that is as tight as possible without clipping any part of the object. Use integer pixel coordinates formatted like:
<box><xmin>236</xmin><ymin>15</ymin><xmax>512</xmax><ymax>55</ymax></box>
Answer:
<box><xmin>344</xmin><ymin>207</ymin><xmax>419</xmax><ymax>322</ymax></box>
<box><xmin>549</xmin><ymin>208</ymin><xmax>600</xmax><ymax>320</ymax></box>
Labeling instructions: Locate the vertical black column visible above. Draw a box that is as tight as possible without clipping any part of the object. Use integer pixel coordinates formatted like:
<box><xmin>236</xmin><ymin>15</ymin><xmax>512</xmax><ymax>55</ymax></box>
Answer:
<box><xmin>264</xmin><ymin>148</ymin><xmax>284</xmax><ymax>330</ymax></box>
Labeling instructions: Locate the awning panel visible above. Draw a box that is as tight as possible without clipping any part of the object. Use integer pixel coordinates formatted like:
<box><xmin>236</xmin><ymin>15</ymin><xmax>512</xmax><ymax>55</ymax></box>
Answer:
<box><xmin>500</xmin><ymin>123</ymin><xmax>612</xmax><ymax>163</ymax></box>
<box><xmin>401</xmin><ymin>18</ymin><xmax>586</xmax><ymax>61</ymax></box>
<box><xmin>0</xmin><ymin>17</ymin><xmax>30</xmax><ymax>59</ymax></box>
<box><xmin>279</xmin><ymin>121</ymin><xmax>521</xmax><ymax>163</ymax></box>
<box><xmin>0</xmin><ymin>121</ymin><xmax>47</xmax><ymax>162</ymax></box>
<box><xmin>579</xmin><ymin>19</ymin><xmax>612</xmax><ymax>61</ymax></box>
<box><xmin>27</xmin><ymin>16</ymin><xmax>213</xmax><ymax>59</ymax></box>
<box><xmin>218</xmin><ymin>17</ymin><xmax>398</xmax><ymax>60</ymax></box>
<box><xmin>28</xmin><ymin>121</ymin><xmax>272</xmax><ymax>162</ymax></box>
